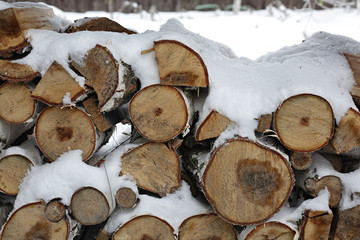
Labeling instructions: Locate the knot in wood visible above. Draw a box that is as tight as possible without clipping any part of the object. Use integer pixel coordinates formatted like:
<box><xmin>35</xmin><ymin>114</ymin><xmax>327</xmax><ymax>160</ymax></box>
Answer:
<box><xmin>56</xmin><ymin>127</ymin><xmax>73</xmax><ymax>141</ymax></box>
<box><xmin>300</xmin><ymin>116</ymin><xmax>310</xmax><ymax>126</ymax></box>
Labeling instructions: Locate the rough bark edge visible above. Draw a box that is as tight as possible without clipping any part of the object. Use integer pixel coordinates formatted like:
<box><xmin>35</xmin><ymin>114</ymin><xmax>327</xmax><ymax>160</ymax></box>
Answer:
<box><xmin>202</xmin><ymin>137</ymin><xmax>295</xmax><ymax>225</ymax></box>
<box><xmin>178</xmin><ymin>213</ymin><xmax>237</xmax><ymax>240</ymax></box>
<box><xmin>244</xmin><ymin>221</ymin><xmax>296</xmax><ymax>240</ymax></box>
<box><xmin>154</xmin><ymin>40</ymin><xmax>209</xmax><ymax>88</ymax></box>
<box><xmin>129</xmin><ymin>84</ymin><xmax>189</xmax><ymax>142</ymax></box>
<box><xmin>120</xmin><ymin>142</ymin><xmax>182</xmax><ymax>194</ymax></box>
<box><xmin>31</xmin><ymin>89</ymin><xmax>87</xmax><ymax>107</ymax></box>
<box><xmin>34</xmin><ymin>106</ymin><xmax>97</xmax><ymax>162</ymax></box>
<box><xmin>274</xmin><ymin>93</ymin><xmax>335</xmax><ymax>152</ymax></box>
<box><xmin>195</xmin><ymin>110</ymin><xmax>231</xmax><ymax>141</ymax></box>
<box><xmin>0</xmin><ymin>64</ymin><xmax>40</xmax><ymax>83</ymax></box>
<box><xmin>0</xmin><ymin>201</ymin><xmax>70</xmax><ymax>239</ymax></box>
<box><xmin>299</xmin><ymin>210</ymin><xmax>332</xmax><ymax>240</ymax></box>
<box><xmin>112</xmin><ymin>215</ymin><xmax>176</xmax><ymax>240</ymax></box>
<box><xmin>0</xmin><ymin>41</ymin><xmax>31</xmax><ymax>60</ymax></box>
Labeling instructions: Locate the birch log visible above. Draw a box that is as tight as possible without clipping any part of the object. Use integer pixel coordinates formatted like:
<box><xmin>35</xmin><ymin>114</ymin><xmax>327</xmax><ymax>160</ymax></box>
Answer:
<box><xmin>0</xmin><ymin>60</ymin><xmax>40</xmax><ymax>83</ymax></box>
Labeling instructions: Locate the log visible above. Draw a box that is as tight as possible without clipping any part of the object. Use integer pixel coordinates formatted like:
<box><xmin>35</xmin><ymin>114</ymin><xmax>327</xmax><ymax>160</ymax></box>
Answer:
<box><xmin>44</xmin><ymin>199</ymin><xmax>66</xmax><ymax>223</ymax></box>
<box><xmin>83</xmin><ymin>97</ymin><xmax>111</xmax><ymax>133</ymax></box>
<box><xmin>0</xmin><ymin>82</ymin><xmax>36</xmax><ymax>124</ymax></box>
<box><xmin>178</xmin><ymin>213</ymin><xmax>237</xmax><ymax>240</ymax></box>
<box><xmin>334</xmin><ymin>205</ymin><xmax>360</xmax><ymax>240</ymax></box>
<box><xmin>243</xmin><ymin>221</ymin><xmax>296</xmax><ymax>240</ymax></box>
<box><xmin>0</xmin><ymin>201</ymin><xmax>69</xmax><ymax>240</ymax></box>
<box><xmin>112</xmin><ymin>215</ymin><xmax>176</xmax><ymax>240</ymax></box>
<box><xmin>115</xmin><ymin>187</ymin><xmax>137</xmax><ymax>209</ymax></box>
<box><xmin>255</xmin><ymin>113</ymin><xmax>273</xmax><ymax>133</ymax></box>
<box><xmin>300</xmin><ymin>210</ymin><xmax>333</xmax><ymax>240</ymax></box>
<box><xmin>35</xmin><ymin>106</ymin><xmax>100</xmax><ymax>162</ymax></box>
<box><xmin>151</xmin><ymin>40</ymin><xmax>209</xmax><ymax>88</ymax></box>
<box><xmin>120</xmin><ymin>142</ymin><xmax>181</xmax><ymax>196</ymax></box>
<box><xmin>0</xmin><ymin>6</ymin><xmax>55</xmax><ymax>58</ymax></box>
<box><xmin>0</xmin><ymin>60</ymin><xmax>40</xmax><ymax>83</ymax></box>
<box><xmin>274</xmin><ymin>93</ymin><xmax>334</xmax><ymax>152</ymax></box>
<box><xmin>65</xmin><ymin>17</ymin><xmax>137</xmax><ymax>34</ymax></box>
<box><xmin>31</xmin><ymin>61</ymin><xmax>86</xmax><ymax>106</ymax></box>
<box><xmin>344</xmin><ymin>53</ymin><xmax>360</xmax><ymax>101</ymax></box>
<box><xmin>290</xmin><ymin>152</ymin><xmax>312</xmax><ymax>170</ymax></box>
<box><xmin>202</xmin><ymin>137</ymin><xmax>294</xmax><ymax>225</ymax></box>
<box><xmin>195</xmin><ymin>110</ymin><xmax>231</xmax><ymax>141</ymax></box>
<box><xmin>70</xmin><ymin>186</ymin><xmax>115</xmax><ymax>226</ymax></box>
<box><xmin>331</xmin><ymin>108</ymin><xmax>360</xmax><ymax>154</ymax></box>
<box><xmin>129</xmin><ymin>84</ymin><xmax>192</xmax><ymax>142</ymax></box>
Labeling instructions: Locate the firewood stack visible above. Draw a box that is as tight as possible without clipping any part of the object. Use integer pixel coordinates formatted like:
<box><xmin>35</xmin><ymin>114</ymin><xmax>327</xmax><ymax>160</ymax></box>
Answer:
<box><xmin>1</xmin><ymin>3</ymin><xmax>360</xmax><ymax>240</ymax></box>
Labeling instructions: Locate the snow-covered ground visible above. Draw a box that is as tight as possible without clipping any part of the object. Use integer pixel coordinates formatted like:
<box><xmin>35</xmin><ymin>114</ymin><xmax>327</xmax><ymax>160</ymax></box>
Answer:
<box><xmin>54</xmin><ymin>6</ymin><xmax>360</xmax><ymax>60</ymax></box>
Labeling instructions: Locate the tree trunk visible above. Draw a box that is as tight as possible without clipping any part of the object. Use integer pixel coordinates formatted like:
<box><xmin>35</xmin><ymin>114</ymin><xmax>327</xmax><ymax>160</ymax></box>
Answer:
<box><xmin>178</xmin><ymin>213</ymin><xmax>237</xmax><ymax>240</ymax></box>
<box><xmin>195</xmin><ymin>110</ymin><xmax>231</xmax><ymax>141</ymax></box>
<box><xmin>300</xmin><ymin>210</ymin><xmax>333</xmax><ymax>240</ymax></box>
<box><xmin>112</xmin><ymin>215</ymin><xmax>176</xmax><ymax>240</ymax></box>
<box><xmin>202</xmin><ymin>137</ymin><xmax>294</xmax><ymax>225</ymax></box>
<box><xmin>31</xmin><ymin>61</ymin><xmax>86</xmax><ymax>106</ymax></box>
<box><xmin>35</xmin><ymin>106</ymin><xmax>103</xmax><ymax>162</ymax></box>
<box><xmin>120</xmin><ymin>142</ymin><xmax>181</xmax><ymax>196</ymax></box>
<box><xmin>0</xmin><ymin>201</ymin><xmax>69</xmax><ymax>240</ymax></box>
<box><xmin>129</xmin><ymin>84</ymin><xmax>193</xmax><ymax>142</ymax></box>
<box><xmin>242</xmin><ymin>221</ymin><xmax>296</xmax><ymax>240</ymax></box>
<box><xmin>0</xmin><ymin>60</ymin><xmax>40</xmax><ymax>83</ymax></box>
<box><xmin>274</xmin><ymin>93</ymin><xmax>334</xmax><ymax>152</ymax></box>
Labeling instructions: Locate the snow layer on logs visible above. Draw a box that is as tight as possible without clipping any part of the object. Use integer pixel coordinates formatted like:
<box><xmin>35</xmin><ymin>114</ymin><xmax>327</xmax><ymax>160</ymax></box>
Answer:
<box><xmin>13</xmin><ymin>18</ymin><xmax>360</xmax><ymax>141</ymax></box>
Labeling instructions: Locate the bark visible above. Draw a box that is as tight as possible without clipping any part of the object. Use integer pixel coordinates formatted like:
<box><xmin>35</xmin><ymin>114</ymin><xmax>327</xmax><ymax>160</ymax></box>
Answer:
<box><xmin>0</xmin><ymin>119</ymin><xmax>35</xmax><ymax>149</ymax></box>
<box><xmin>31</xmin><ymin>61</ymin><xmax>86</xmax><ymax>106</ymax></box>
<box><xmin>120</xmin><ymin>142</ymin><xmax>181</xmax><ymax>196</ymax></box>
<box><xmin>290</xmin><ymin>152</ymin><xmax>312</xmax><ymax>170</ymax></box>
<box><xmin>274</xmin><ymin>93</ymin><xmax>334</xmax><ymax>152</ymax></box>
<box><xmin>112</xmin><ymin>215</ymin><xmax>176</xmax><ymax>240</ymax></box>
<box><xmin>195</xmin><ymin>110</ymin><xmax>231</xmax><ymax>141</ymax></box>
<box><xmin>129</xmin><ymin>84</ymin><xmax>193</xmax><ymax>142</ymax></box>
<box><xmin>0</xmin><ymin>60</ymin><xmax>40</xmax><ymax>83</ymax></box>
<box><xmin>0</xmin><ymin>201</ymin><xmax>70</xmax><ymax>240</ymax></box>
<box><xmin>300</xmin><ymin>210</ymin><xmax>333</xmax><ymax>240</ymax></box>
<box><xmin>178</xmin><ymin>213</ymin><xmax>237</xmax><ymax>240</ymax></box>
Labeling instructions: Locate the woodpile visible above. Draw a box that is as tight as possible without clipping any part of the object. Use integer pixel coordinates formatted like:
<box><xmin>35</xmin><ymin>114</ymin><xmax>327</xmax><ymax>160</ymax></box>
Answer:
<box><xmin>1</xmin><ymin>3</ymin><xmax>360</xmax><ymax>240</ymax></box>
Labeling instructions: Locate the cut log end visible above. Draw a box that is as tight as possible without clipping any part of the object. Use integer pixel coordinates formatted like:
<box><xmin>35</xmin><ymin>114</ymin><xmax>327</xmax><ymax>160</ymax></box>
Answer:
<box><xmin>0</xmin><ymin>202</ymin><xmax>69</xmax><ymax>240</ymax></box>
<box><xmin>112</xmin><ymin>215</ymin><xmax>175</xmax><ymax>240</ymax></box>
<box><xmin>35</xmin><ymin>106</ymin><xmax>97</xmax><ymax>162</ymax></box>
<box><xmin>202</xmin><ymin>138</ymin><xmax>294</xmax><ymax>225</ymax></box>
<box><xmin>83</xmin><ymin>97</ymin><xmax>111</xmax><ymax>132</ymax></box>
<box><xmin>0</xmin><ymin>82</ymin><xmax>35</xmax><ymax>123</ymax></box>
<box><xmin>70</xmin><ymin>187</ymin><xmax>111</xmax><ymax>226</ymax></box>
<box><xmin>129</xmin><ymin>84</ymin><xmax>189</xmax><ymax>142</ymax></box>
<box><xmin>0</xmin><ymin>60</ymin><xmax>40</xmax><ymax>83</ymax></box>
<box><xmin>44</xmin><ymin>199</ymin><xmax>66</xmax><ymax>223</ymax></box>
<box><xmin>178</xmin><ymin>213</ymin><xmax>237</xmax><ymax>240</ymax></box>
<box><xmin>0</xmin><ymin>154</ymin><xmax>33</xmax><ymax>196</ymax></box>
<box><xmin>335</xmin><ymin>206</ymin><xmax>360</xmax><ymax>239</ymax></box>
<box><xmin>121</xmin><ymin>142</ymin><xmax>181</xmax><ymax>195</ymax></box>
<box><xmin>154</xmin><ymin>40</ymin><xmax>209</xmax><ymax>88</ymax></box>
<box><xmin>195</xmin><ymin>110</ymin><xmax>231</xmax><ymax>141</ymax></box>
<box><xmin>244</xmin><ymin>221</ymin><xmax>296</xmax><ymax>240</ymax></box>
<box><xmin>290</xmin><ymin>152</ymin><xmax>312</xmax><ymax>170</ymax></box>
<box><xmin>300</xmin><ymin>210</ymin><xmax>333</xmax><ymax>240</ymax></box>
<box><xmin>115</xmin><ymin>187</ymin><xmax>137</xmax><ymax>208</ymax></box>
<box><xmin>274</xmin><ymin>94</ymin><xmax>334</xmax><ymax>152</ymax></box>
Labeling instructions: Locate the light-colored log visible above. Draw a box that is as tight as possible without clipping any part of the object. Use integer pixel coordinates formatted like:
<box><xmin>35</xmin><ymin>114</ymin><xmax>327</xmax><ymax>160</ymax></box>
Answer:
<box><xmin>112</xmin><ymin>215</ymin><xmax>176</xmax><ymax>240</ymax></box>
<box><xmin>120</xmin><ymin>142</ymin><xmax>181</xmax><ymax>195</ymax></box>
<box><xmin>244</xmin><ymin>221</ymin><xmax>296</xmax><ymax>240</ymax></box>
<box><xmin>0</xmin><ymin>60</ymin><xmax>40</xmax><ymax>83</ymax></box>
<box><xmin>0</xmin><ymin>119</ymin><xmax>35</xmax><ymax>149</ymax></box>
<box><xmin>202</xmin><ymin>137</ymin><xmax>294</xmax><ymax>225</ymax></box>
<box><xmin>31</xmin><ymin>61</ymin><xmax>86</xmax><ymax>106</ymax></box>
<box><xmin>44</xmin><ymin>199</ymin><xmax>66</xmax><ymax>223</ymax></box>
<box><xmin>0</xmin><ymin>201</ymin><xmax>69</xmax><ymax>240</ymax></box>
<box><xmin>115</xmin><ymin>187</ymin><xmax>137</xmax><ymax>208</ymax></box>
<box><xmin>0</xmin><ymin>82</ymin><xmax>35</xmax><ymax>124</ymax></box>
<box><xmin>256</xmin><ymin>113</ymin><xmax>273</xmax><ymax>133</ymax></box>
<box><xmin>178</xmin><ymin>213</ymin><xmax>237</xmax><ymax>240</ymax></box>
<box><xmin>290</xmin><ymin>152</ymin><xmax>312</xmax><ymax>170</ymax></box>
<box><xmin>129</xmin><ymin>84</ymin><xmax>191</xmax><ymax>142</ymax></box>
<box><xmin>152</xmin><ymin>40</ymin><xmax>209</xmax><ymax>88</ymax></box>
<box><xmin>195</xmin><ymin>110</ymin><xmax>231</xmax><ymax>141</ymax></box>
<box><xmin>334</xmin><ymin>205</ymin><xmax>360</xmax><ymax>240</ymax></box>
<box><xmin>274</xmin><ymin>94</ymin><xmax>334</xmax><ymax>152</ymax></box>
<box><xmin>300</xmin><ymin>210</ymin><xmax>333</xmax><ymax>240</ymax></box>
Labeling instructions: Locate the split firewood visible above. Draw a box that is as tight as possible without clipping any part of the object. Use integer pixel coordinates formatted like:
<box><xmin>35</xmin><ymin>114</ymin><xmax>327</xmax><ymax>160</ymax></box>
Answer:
<box><xmin>120</xmin><ymin>142</ymin><xmax>181</xmax><ymax>196</ymax></box>
<box><xmin>300</xmin><ymin>210</ymin><xmax>333</xmax><ymax>240</ymax></box>
<box><xmin>0</xmin><ymin>6</ymin><xmax>55</xmax><ymax>58</ymax></box>
<box><xmin>344</xmin><ymin>53</ymin><xmax>360</xmax><ymax>101</ymax></box>
<box><xmin>147</xmin><ymin>40</ymin><xmax>209</xmax><ymax>88</ymax></box>
<box><xmin>274</xmin><ymin>94</ymin><xmax>334</xmax><ymax>152</ymax></box>
<box><xmin>0</xmin><ymin>82</ymin><xmax>36</xmax><ymax>124</ymax></box>
<box><xmin>178</xmin><ymin>213</ymin><xmax>237</xmax><ymax>240</ymax></box>
<box><xmin>0</xmin><ymin>201</ymin><xmax>69</xmax><ymax>240</ymax></box>
<box><xmin>200</xmin><ymin>137</ymin><xmax>294</xmax><ymax>225</ymax></box>
<box><xmin>83</xmin><ymin>97</ymin><xmax>111</xmax><ymax>133</ymax></box>
<box><xmin>0</xmin><ymin>139</ymin><xmax>41</xmax><ymax>196</ymax></box>
<box><xmin>31</xmin><ymin>61</ymin><xmax>86</xmax><ymax>106</ymax></box>
<box><xmin>195</xmin><ymin>110</ymin><xmax>231</xmax><ymax>141</ymax></box>
<box><xmin>290</xmin><ymin>152</ymin><xmax>312</xmax><ymax>170</ymax></box>
<box><xmin>0</xmin><ymin>60</ymin><xmax>40</xmax><ymax>83</ymax></box>
<box><xmin>65</xmin><ymin>17</ymin><xmax>137</xmax><ymax>34</ymax></box>
<box><xmin>115</xmin><ymin>187</ymin><xmax>137</xmax><ymax>208</ymax></box>
<box><xmin>112</xmin><ymin>215</ymin><xmax>176</xmax><ymax>240</ymax></box>
<box><xmin>331</xmin><ymin>108</ymin><xmax>360</xmax><ymax>154</ymax></box>
<box><xmin>44</xmin><ymin>199</ymin><xmax>66</xmax><ymax>223</ymax></box>
<box><xmin>35</xmin><ymin>106</ymin><xmax>103</xmax><ymax>162</ymax></box>
<box><xmin>70</xmin><ymin>186</ymin><xmax>115</xmax><ymax>226</ymax></box>
<box><xmin>129</xmin><ymin>84</ymin><xmax>193</xmax><ymax>142</ymax></box>
<box><xmin>334</xmin><ymin>205</ymin><xmax>360</xmax><ymax>239</ymax></box>
<box><xmin>255</xmin><ymin>113</ymin><xmax>273</xmax><ymax>133</ymax></box>
<box><xmin>71</xmin><ymin>45</ymin><xmax>140</xmax><ymax>112</ymax></box>
<box><xmin>242</xmin><ymin>221</ymin><xmax>296</xmax><ymax>240</ymax></box>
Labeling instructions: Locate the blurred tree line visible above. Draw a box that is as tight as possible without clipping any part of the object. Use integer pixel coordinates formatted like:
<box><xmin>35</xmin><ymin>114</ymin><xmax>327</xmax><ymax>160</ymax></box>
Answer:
<box><xmin>4</xmin><ymin>0</ymin><xmax>307</xmax><ymax>12</ymax></box>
